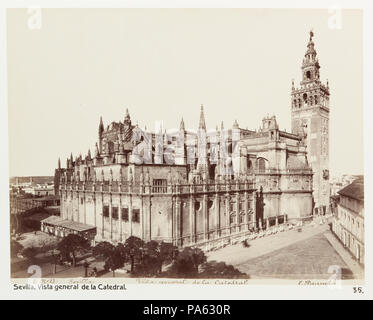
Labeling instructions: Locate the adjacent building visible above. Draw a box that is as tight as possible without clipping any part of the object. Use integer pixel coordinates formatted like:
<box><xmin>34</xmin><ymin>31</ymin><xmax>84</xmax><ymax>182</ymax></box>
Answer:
<box><xmin>332</xmin><ymin>177</ymin><xmax>364</xmax><ymax>264</ymax></box>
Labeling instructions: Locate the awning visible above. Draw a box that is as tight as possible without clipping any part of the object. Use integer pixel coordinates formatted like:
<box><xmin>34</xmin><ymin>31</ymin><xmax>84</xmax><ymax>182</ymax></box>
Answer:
<box><xmin>41</xmin><ymin>216</ymin><xmax>96</xmax><ymax>232</ymax></box>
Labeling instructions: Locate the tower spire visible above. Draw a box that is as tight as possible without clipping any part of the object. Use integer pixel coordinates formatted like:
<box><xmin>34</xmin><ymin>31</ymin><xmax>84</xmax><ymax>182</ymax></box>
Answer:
<box><xmin>301</xmin><ymin>30</ymin><xmax>320</xmax><ymax>84</ymax></box>
<box><xmin>199</xmin><ymin>104</ymin><xmax>206</xmax><ymax>130</ymax></box>
<box><xmin>99</xmin><ymin>116</ymin><xmax>104</xmax><ymax>136</ymax></box>
<box><xmin>95</xmin><ymin>142</ymin><xmax>100</xmax><ymax>157</ymax></box>
<box><xmin>180</xmin><ymin>117</ymin><xmax>185</xmax><ymax>131</ymax></box>
<box><xmin>58</xmin><ymin>158</ymin><xmax>61</xmax><ymax>169</ymax></box>
<box><xmin>124</xmin><ymin>108</ymin><xmax>131</xmax><ymax>124</ymax></box>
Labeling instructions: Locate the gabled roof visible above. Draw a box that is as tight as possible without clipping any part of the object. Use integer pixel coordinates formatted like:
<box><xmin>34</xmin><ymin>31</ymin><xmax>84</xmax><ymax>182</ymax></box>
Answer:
<box><xmin>338</xmin><ymin>177</ymin><xmax>364</xmax><ymax>202</ymax></box>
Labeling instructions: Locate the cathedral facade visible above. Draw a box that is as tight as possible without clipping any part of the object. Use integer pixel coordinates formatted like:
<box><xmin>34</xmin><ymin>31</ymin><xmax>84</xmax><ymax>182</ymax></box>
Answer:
<box><xmin>56</xmin><ymin>32</ymin><xmax>329</xmax><ymax>248</ymax></box>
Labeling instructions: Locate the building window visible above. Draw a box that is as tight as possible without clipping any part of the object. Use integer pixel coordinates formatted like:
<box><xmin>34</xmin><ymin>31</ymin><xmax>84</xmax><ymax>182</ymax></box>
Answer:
<box><xmin>258</xmin><ymin>158</ymin><xmax>266</xmax><ymax>172</ymax></box>
<box><xmin>80</xmin><ymin>198</ymin><xmax>83</xmax><ymax>205</ymax></box>
<box><xmin>230</xmin><ymin>214</ymin><xmax>236</xmax><ymax>225</ymax></box>
<box><xmin>103</xmin><ymin>205</ymin><xmax>109</xmax><ymax>218</ymax></box>
<box><xmin>112</xmin><ymin>207</ymin><xmax>118</xmax><ymax>220</ymax></box>
<box><xmin>239</xmin><ymin>202</ymin><xmax>244</xmax><ymax>211</ymax></box>
<box><xmin>195</xmin><ymin>201</ymin><xmax>201</xmax><ymax>211</ymax></box>
<box><xmin>240</xmin><ymin>214</ymin><xmax>244</xmax><ymax>223</ymax></box>
<box><xmin>121</xmin><ymin>208</ymin><xmax>129</xmax><ymax>221</ymax></box>
<box><xmin>229</xmin><ymin>202</ymin><xmax>234</xmax><ymax>212</ymax></box>
<box><xmin>303</xmin><ymin>93</ymin><xmax>308</xmax><ymax>103</ymax></box>
<box><xmin>247</xmin><ymin>159</ymin><xmax>253</xmax><ymax>173</ymax></box>
<box><xmin>208</xmin><ymin>200</ymin><xmax>214</xmax><ymax>210</ymax></box>
<box><xmin>152</xmin><ymin>179</ymin><xmax>167</xmax><ymax>193</ymax></box>
<box><xmin>133</xmin><ymin>209</ymin><xmax>140</xmax><ymax>223</ymax></box>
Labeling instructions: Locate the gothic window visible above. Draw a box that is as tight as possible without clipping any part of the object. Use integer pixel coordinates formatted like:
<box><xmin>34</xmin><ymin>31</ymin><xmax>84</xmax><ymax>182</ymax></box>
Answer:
<box><xmin>306</xmin><ymin>70</ymin><xmax>311</xmax><ymax>80</ymax></box>
<box><xmin>298</xmin><ymin>99</ymin><xmax>301</xmax><ymax>108</ymax></box>
<box><xmin>230</xmin><ymin>214</ymin><xmax>236</xmax><ymax>225</ymax></box>
<box><xmin>107</xmin><ymin>141</ymin><xmax>114</xmax><ymax>154</ymax></box>
<box><xmin>208</xmin><ymin>200</ymin><xmax>214</xmax><ymax>209</ymax></box>
<box><xmin>132</xmin><ymin>209</ymin><xmax>140</xmax><ymax>223</ymax></box>
<box><xmin>247</xmin><ymin>159</ymin><xmax>253</xmax><ymax>173</ymax></box>
<box><xmin>314</xmin><ymin>95</ymin><xmax>318</xmax><ymax>104</ymax></box>
<box><xmin>121</xmin><ymin>208</ymin><xmax>129</xmax><ymax>221</ymax></box>
<box><xmin>112</xmin><ymin>207</ymin><xmax>118</xmax><ymax>220</ymax></box>
<box><xmin>229</xmin><ymin>202</ymin><xmax>234</xmax><ymax>212</ymax></box>
<box><xmin>103</xmin><ymin>205</ymin><xmax>109</xmax><ymax>217</ymax></box>
<box><xmin>228</xmin><ymin>143</ymin><xmax>232</xmax><ymax>154</ymax></box>
<box><xmin>195</xmin><ymin>201</ymin><xmax>201</xmax><ymax>211</ymax></box>
<box><xmin>258</xmin><ymin>158</ymin><xmax>266</xmax><ymax>173</ymax></box>
<box><xmin>239</xmin><ymin>214</ymin><xmax>244</xmax><ymax>224</ymax></box>
<box><xmin>239</xmin><ymin>202</ymin><xmax>244</xmax><ymax>211</ymax></box>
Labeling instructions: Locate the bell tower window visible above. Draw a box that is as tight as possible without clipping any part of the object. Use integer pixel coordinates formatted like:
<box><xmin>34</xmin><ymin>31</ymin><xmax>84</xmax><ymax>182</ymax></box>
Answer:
<box><xmin>303</xmin><ymin>93</ymin><xmax>308</xmax><ymax>104</ymax></box>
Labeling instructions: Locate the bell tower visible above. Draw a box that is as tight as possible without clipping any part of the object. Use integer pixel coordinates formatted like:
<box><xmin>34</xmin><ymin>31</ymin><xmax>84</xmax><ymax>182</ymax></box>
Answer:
<box><xmin>291</xmin><ymin>31</ymin><xmax>330</xmax><ymax>213</ymax></box>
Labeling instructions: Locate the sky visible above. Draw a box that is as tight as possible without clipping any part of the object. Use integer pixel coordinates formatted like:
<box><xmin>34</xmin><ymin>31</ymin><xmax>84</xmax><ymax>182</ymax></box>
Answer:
<box><xmin>7</xmin><ymin>8</ymin><xmax>363</xmax><ymax>178</ymax></box>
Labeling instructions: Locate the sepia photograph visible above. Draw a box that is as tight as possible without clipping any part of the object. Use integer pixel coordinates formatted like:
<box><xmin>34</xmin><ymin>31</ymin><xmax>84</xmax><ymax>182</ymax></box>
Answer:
<box><xmin>2</xmin><ymin>3</ymin><xmax>369</xmax><ymax>302</ymax></box>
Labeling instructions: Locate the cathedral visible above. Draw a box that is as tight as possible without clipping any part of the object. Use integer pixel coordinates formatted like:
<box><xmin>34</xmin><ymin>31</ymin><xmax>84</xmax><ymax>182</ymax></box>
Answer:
<box><xmin>52</xmin><ymin>31</ymin><xmax>330</xmax><ymax>248</ymax></box>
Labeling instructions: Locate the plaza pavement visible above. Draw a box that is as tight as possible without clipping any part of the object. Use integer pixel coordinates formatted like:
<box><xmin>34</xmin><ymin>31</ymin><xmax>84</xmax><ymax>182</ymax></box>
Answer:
<box><xmin>206</xmin><ymin>222</ymin><xmax>364</xmax><ymax>280</ymax></box>
<box><xmin>207</xmin><ymin>223</ymin><xmax>330</xmax><ymax>266</ymax></box>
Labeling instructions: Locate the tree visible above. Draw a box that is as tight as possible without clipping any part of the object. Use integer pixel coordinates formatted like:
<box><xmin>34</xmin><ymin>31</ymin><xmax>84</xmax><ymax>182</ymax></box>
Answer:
<box><xmin>93</xmin><ymin>241</ymin><xmax>126</xmax><ymax>277</ymax></box>
<box><xmin>11</xmin><ymin>240</ymin><xmax>24</xmax><ymax>258</ymax></box>
<box><xmin>93</xmin><ymin>241</ymin><xmax>115</xmax><ymax>261</ymax></box>
<box><xmin>198</xmin><ymin>261</ymin><xmax>247</xmax><ymax>279</ymax></box>
<box><xmin>57</xmin><ymin>234</ymin><xmax>90</xmax><ymax>267</ymax></box>
<box><xmin>170</xmin><ymin>247</ymin><xmax>207</xmax><ymax>278</ymax></box>
<box><xmin>158</xmin><ymin>242</ymin><xmax>177</xmax><ymax>273</ymax></box>
<box><xmin>106</xmin><ymin>246</ymin><xmax>126</xmax><ymax>277</ymax></box>
<box><xmin>139</xmin><ymin>240</ymin><xmax>160</xmax><ymax>276</ymax></box>
<box><xmin>21</xmin><ymin>246</ymin><xmax>39</xmax><ymax>262</ymax></box>
<box><xmin>123</xmin><ymin>236</ymin><xmax>145</xmax><ymax>273</ymax></box>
